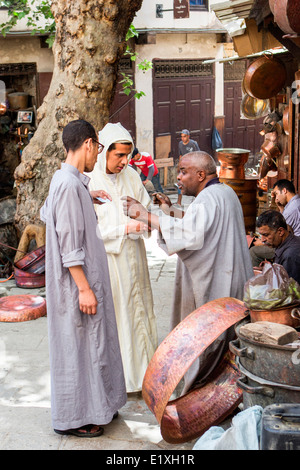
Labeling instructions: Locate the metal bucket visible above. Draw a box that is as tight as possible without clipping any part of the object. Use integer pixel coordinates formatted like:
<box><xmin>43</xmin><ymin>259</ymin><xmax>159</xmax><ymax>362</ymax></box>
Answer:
<box><xmin>230</xmin><ymin>318</ymin><xmax>300</xmax><ymax>408</ymax></box>
<box><xmin>8</xmin><ymin>92</ymin><xmax>29</xmax><ymax>110</ymax></box>
<box><xmin>220</xmin><ymin>178</ymin><xmax>257</xmax><ymax>233</ymax></box>
<box><xmin>216</xmin><ymin>148</ymin><xmax>250</xmax><ymax>179</ymax></box>
<box><xmin>236</xmin><ymin>367</ymin><xmax>300</xmax><ymax>410</ymax></box>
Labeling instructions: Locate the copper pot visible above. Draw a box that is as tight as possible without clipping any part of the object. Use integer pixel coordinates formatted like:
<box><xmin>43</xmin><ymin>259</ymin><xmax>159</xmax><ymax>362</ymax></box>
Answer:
<box><xmin>269</xmin><ymin>0</ymin><xmax>276</xmax><ymax>13</ymax></box>
<box><xmin>244</xmin><ymin>56</ymin><xmax>287</xmax><ymax>100</ymax></box>
<box><xmin>8</xmin><ymin>92</ymin><xmax>29</xmax><ymax>110</ymax></box>
<box><xmin>274</xmin><ymin>0</ymin><xmax>300</xmax><ymax>35</ymax></box>
<box><xmin>216</xmin><ymin>148</ymin><xmax>250</xmax><ymax>179</ymax></box>
<box><xmin>14</xmin><ymin>267</ymin><xmax>45</xmax><ymax>288</ymax></box>
<box><xmin>261</xmin><ymin>140</ymin><xmax>281</xmax><ymax>159</ymax></box>
<box><xmin>248</xmin><ymin>303</ymin><xmax>300</xmax><ymax>328</ymax></box>
<box><xmin>259</xmin><ymin>154</ymin><xmax>277</xmax><ymax>179</ymax></box>
<box><xmin>14</xmin><ymin>245</ymin><xmax>45</xmax><ymax>274</ymax></box>
<box><xmin>241</xmin><ymin>93</ymin><xmax>269</xmax><ymax>120</ymax></box>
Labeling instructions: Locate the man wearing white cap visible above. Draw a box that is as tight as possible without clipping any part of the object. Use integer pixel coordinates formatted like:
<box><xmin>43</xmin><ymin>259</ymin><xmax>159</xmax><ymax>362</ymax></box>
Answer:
<box><xmin>88</xmin><ymin>122</ymin><xmax>158</xmax><ymax>394</ymax></box>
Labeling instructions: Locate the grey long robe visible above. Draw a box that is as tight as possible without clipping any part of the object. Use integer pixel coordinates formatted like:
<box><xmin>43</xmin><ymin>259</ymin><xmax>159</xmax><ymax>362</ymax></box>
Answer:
<box><xmin>158</xmin><ymin>182</ymin><xmax>254</xmax><ymax>393</ymax></box>
<box><xmin>40</xmin><ymin>163</ymin><xmax>126</xmax><ymax>431</ymax></box>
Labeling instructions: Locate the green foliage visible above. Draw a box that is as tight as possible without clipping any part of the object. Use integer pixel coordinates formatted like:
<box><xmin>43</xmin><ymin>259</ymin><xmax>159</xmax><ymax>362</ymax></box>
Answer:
<box><xmin>0</xmin><ymin>0</ymin><xmax>55</xmax><ymax>46</ymax></box>
<box><xmin>0</xmin><ymin>3</ymin><xmax>152</xmax><ymax>97</ymax></box>
<box><xmin>123</xmin><ymin>24</ymin><xmax>152</xmax><ymax>99</ymax></box>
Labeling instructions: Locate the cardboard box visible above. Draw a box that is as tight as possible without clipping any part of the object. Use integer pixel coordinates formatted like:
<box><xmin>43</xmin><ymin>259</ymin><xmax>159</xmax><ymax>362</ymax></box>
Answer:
<box><xmin>233</xmin><ymin>19</ymin><xmax>281</xmax><ymax>56</ymax></box>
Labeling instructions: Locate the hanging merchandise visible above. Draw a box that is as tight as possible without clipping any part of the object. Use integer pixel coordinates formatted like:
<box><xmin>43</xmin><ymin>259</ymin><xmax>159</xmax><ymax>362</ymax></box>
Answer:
<box><xmin>211</xmin><ymin>126</ymin><xmax>223</xmax><ymax>150</ymax></box>
<box><xmin>243</xmin><ymin>55</ymin><xmax>287</xmax><ymax>100</ymax></box>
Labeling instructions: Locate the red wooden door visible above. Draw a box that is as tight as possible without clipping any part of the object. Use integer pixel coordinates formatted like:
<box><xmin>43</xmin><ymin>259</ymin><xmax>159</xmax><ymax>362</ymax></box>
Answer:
<box><xmin>153</xmin><ymin>60</ymin><xmax>215</xmax><ymax>161</ymax></box>
<box><xmin>224</xmin><ymin>81</ymin><xmax>264</xmax><ymax>154</ymax></box>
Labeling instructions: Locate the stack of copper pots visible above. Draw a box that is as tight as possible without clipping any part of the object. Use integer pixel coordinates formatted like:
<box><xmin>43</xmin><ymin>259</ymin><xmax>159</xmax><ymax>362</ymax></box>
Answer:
<box><xmin>216</xmin><ymin>148</ymin><xmax>257</xmax><ymax>233</ymax></box>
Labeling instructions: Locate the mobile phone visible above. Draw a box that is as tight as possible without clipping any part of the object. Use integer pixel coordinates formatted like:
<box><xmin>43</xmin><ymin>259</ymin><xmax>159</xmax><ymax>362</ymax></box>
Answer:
<box><xmin>96</xmin><ymin>196</ymin><xmax>110</xmax><ymax>203</ymax></box>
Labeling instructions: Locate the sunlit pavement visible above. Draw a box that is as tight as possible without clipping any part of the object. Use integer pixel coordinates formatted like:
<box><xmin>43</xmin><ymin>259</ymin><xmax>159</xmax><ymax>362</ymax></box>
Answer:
<box><xmin>0</xmin><ymin>193</ymin><xmax>196</xmax><ymax>450</ymax></box>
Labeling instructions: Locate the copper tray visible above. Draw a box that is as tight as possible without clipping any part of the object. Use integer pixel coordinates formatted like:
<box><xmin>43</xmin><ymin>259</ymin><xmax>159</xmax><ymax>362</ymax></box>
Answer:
<box><xmin>244</xmin><ymin>56</ymin><xmax>286</xmax><ymax>100</ymax></box>
<box><xmin>142</xmin><ymin>297</ymin><xmax>247</xmax><ymax>443</ymax></box>
<box><xmin>0</xmin><ymin>295</ymin><xmax>46</xmax><ymax>322</ymax></box>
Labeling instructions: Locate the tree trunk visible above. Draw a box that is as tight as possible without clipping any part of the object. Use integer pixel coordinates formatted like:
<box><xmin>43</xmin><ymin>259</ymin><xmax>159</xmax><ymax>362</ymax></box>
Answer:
<box><xmin>14</xmin><ymin>0</ymin><xmax>142</xmax><ymax>231</ymax></box>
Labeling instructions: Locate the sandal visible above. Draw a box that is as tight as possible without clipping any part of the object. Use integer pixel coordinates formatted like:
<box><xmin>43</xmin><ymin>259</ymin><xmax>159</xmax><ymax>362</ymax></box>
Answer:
<box><xmin>54</xmin><ymin>424</ymin><xmax>104</xmax><ymax>438</ymax></box>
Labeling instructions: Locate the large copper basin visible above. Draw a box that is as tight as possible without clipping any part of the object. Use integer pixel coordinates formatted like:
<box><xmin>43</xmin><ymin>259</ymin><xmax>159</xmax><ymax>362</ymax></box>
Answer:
<box><xmin>216</xmin><ymin>148</ymin><xmax>250</xmax><ymax>179</ymax></box>
<box><xmin>248</xmin><ymin>303</ymin><xmax>300</xmax><ymax>329</ymax></box>
<box><xmin>142</xmin><ymin>297</ymin><xmax>248</xmax><ymax>443</ymax></box>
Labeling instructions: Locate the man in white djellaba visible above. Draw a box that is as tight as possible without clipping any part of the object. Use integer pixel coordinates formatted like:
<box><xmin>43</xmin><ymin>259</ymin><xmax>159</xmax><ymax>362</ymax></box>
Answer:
<box><xmin>88</xmin><ymin>122</ymin><xmax>158</xmax><ymax>393</ymax></box>
<box><xmin>123</xmin><ymin>151</ymin><xmax>254</xmax><ymax>394</ymax></box>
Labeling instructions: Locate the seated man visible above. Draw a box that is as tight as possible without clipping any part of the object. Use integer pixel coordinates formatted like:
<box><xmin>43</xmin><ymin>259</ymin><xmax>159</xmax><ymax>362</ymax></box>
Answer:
<box><xmin>272</xmin><ymin>179</ymin><xmax>300</xmax><ymax>236</ymax></box>
<box><xmin>256</xmin><ymin>209</ymin><xmax>300</xmax><ymax>284</ymax></box>
<box><xmin>129</xmin><ymin>148</ymin><xmax>164</xmax><ymax>193</ymax></box>
<box><xmin>250</xmin><ymin>179</ymin><xmax>300</xmax><ymax>267</ymax></box>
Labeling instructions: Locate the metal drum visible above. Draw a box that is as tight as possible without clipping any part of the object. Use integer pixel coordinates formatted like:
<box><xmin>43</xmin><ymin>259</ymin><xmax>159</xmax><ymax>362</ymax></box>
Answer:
<box><xmin>230</xmin><ymin>318</ymin><xmax>300</xmax><ymax>408</ymax></box>
<box><xmin>220</xmin><ymin>178</ymin><xmax>257</xmax><ymax>233</ymax></box>
<box><xmin>216</xmin><ymin>148</ymin><xmax>250</xmax><ymax>180</ymax></box>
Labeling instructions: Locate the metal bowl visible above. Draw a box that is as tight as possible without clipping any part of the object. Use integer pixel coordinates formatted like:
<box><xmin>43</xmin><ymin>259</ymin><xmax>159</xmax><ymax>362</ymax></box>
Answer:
<box><xmin>241</xmin><ymin>93</ymin><xmax>269</xmax><ymax>120</ymax></box>
<box><xmin>14</xmin><ymin>245</ymin><xmax>45</xmax><ymax>274</ymax></box>
<box><xmin>14</xmin><ymin>267</ymin><xmax>45</xmax><ymax>288</ymax></box>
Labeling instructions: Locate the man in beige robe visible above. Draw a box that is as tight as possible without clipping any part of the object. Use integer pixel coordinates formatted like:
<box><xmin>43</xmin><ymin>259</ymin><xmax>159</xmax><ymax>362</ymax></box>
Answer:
<box><xmin>123</xmin><ymin>151</ymin><xmax>253</xmax><ymax>393</ymax></box>
<box><xmin>88</xmin><ymin>123</ymin><xmax>158</xmax><ymax>393</ymax></box>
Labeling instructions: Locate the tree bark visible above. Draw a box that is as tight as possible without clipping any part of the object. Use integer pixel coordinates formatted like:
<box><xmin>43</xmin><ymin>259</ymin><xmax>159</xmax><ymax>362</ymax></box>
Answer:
<box><xmin>14</xmin><ymin>0</ymin><xmax>143</xmax><ymax>231</ymax></box>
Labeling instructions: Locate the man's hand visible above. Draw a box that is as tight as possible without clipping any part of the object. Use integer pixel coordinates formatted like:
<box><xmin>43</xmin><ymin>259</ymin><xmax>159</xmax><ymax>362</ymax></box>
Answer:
<box><xmin>79</xmin><ymin>287</ymin><xmax>98</xmax><ymax>315</ymax></box>
<box><xmin>152</xmin><ymin>192</ymin><xmax>184</xmax><ymax>218</ymax></box>
<box><xmin>152</xmin><ymin>192</ymin><xmax>171</xmax><ymax>207</ymax></box>
<box><xmin>126</xmin><ymin>220</ymin><xmax>150</xmax><ymax>235</ymax></box>
<box><xmin>68</xmin><ymin>266</ymin><xmax>98</xmax><ymax>315</ymax></box>
<box><xmin>90</xmin><ymin>190</ymin><xmax>112</xmax><ymax>205</ymax></box>
<box><xmin>121</xmin><ymin>196</ymin><xmax>149</xmax><ymax>222</ymax></box>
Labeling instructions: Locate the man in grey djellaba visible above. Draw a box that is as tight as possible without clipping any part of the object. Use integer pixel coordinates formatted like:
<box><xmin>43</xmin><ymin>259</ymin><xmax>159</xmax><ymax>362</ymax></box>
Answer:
<box><xmin>40</xmin><ymin>119</ymin><xmax>126</xmax><ymax>437</ymax></box>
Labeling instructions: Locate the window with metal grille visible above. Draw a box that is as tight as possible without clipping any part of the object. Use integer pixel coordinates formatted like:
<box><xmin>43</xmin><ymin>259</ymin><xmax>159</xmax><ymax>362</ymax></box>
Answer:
<box><xmin>190</xmin><ymin>0</ymin><xmax>208</xmax><ymax>10</ymax></box>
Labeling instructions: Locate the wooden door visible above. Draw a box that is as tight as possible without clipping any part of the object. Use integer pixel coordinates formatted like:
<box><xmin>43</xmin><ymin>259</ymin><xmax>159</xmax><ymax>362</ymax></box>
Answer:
<box><xmin>153</xmin><ymin>59</ymin><xmax>215</xmax><ymax>161</ymax></box>
<box><xmin>224</xmin><ymin>81</ymin><xmax>264</xmax><ymax>154</ymax></box>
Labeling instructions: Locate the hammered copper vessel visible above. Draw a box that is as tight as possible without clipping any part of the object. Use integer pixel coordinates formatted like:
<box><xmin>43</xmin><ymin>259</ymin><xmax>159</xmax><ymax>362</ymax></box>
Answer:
<box><xmin>142</xmin><ymin>297</ymin><xmax>247</xmax><ymax>443</ymax></box>
<box><xmin>216</xmin><ymin>148</ymin><xmax>250</xmax><ymax>179</ymax></box>
<box><xmin>0</xmin><ymin>295</ymin><xmax>46</xmax><ymax>322</ymax></box>
<box><xmin>248</xmin><ymin>303</ymin><xmax>300</xmax><ymax>329</ymax></box>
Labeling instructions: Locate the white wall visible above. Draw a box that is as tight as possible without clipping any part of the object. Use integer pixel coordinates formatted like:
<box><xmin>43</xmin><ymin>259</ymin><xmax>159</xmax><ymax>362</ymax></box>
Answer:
<box><xmin>134</xmin><ymin>0</ymin><xmax>224</xmax><ymax>31</ymax></box>
<box><xmin>134</xmin><ymin>33</ymin><xmax>224</xmax><ymax>154</ymax></box>
<box><xmin>0</xmin><ymin>37</ymin><xmax>53</xmax><ymax>73</ymax></box>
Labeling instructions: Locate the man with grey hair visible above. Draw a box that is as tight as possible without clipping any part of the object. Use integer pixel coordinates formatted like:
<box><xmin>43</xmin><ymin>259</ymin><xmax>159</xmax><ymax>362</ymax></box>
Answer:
<box><xmin>123</xmin><ymin>151</ymin><xmax>253</xmax><ymax>393</ymax></box>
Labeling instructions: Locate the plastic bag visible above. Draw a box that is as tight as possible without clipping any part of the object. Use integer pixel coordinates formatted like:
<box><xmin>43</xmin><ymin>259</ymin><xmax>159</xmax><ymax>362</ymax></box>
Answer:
<box><xmin>243</xmin><ymin>263</ymin><xmax>300</xmax><ymax>310</ymax></box>
<box><xmin>211</xmin><ymin>127</ymin><xmax>223</xmax><ymax>151</ymax></box>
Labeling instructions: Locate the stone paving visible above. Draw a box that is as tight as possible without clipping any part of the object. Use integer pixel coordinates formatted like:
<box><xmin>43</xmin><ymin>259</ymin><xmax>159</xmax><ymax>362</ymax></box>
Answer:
<box><xmin>0</xmin><ymin>194</ymin><xmax>199</xmax><ymax>450</ymax></box>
